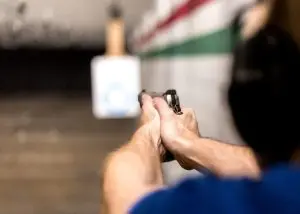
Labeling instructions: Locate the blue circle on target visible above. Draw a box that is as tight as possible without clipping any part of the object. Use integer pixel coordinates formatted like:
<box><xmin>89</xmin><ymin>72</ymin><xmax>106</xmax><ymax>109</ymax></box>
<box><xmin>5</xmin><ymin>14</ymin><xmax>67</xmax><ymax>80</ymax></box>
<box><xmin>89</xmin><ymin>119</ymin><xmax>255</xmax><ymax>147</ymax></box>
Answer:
<box><xmin>101</xmin><ymin>83</ymin><xmax>136</xmax><ymax>117</ymax></box>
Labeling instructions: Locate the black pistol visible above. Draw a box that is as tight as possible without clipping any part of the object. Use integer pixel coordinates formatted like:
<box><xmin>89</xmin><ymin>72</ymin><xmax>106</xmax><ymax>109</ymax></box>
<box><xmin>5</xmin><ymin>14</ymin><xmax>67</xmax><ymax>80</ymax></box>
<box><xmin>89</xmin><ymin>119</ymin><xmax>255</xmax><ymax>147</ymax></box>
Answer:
<box><xmin>138</xmin><ymin>89</ymin><xmax>183</xmax><ymax>162</ymax></box>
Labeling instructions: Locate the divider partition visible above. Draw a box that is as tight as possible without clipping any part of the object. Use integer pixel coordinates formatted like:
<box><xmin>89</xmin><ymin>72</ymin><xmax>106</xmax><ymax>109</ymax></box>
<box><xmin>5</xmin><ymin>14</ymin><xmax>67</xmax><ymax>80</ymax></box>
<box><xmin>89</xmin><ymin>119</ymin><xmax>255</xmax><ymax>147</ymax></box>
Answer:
<box><xmin>131</xmin><ymin>0</ymin><xmax>257</xmax><ymax>184</ymax></box>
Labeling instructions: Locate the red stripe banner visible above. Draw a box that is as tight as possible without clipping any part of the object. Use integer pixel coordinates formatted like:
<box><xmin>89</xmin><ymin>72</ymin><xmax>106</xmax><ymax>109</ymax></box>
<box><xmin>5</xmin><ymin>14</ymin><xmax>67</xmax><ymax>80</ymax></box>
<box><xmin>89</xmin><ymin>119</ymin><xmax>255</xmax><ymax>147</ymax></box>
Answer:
<box><xmin>137</xmin><ymin>0</ymin><xmax>212</xmax><ymax>47</ymax></box>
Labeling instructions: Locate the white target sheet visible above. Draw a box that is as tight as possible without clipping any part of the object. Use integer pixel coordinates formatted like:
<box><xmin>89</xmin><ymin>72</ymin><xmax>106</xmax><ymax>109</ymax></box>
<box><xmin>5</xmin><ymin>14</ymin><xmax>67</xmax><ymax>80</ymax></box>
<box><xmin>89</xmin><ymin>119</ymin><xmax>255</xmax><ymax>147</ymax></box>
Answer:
<box><xmin>91</xmin><ymin>56</ymin><xmax>141</xmax><ymax>119</ymax></box>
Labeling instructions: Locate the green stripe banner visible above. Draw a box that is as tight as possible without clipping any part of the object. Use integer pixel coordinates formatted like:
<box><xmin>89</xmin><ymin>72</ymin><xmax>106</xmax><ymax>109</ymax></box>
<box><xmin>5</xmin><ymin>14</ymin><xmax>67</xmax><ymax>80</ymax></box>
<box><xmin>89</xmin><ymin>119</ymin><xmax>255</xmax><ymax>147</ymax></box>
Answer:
<box><xmin>140</xmin><ymin>27</ymin><xmax>237</xmax><ymax>58</ymax></box>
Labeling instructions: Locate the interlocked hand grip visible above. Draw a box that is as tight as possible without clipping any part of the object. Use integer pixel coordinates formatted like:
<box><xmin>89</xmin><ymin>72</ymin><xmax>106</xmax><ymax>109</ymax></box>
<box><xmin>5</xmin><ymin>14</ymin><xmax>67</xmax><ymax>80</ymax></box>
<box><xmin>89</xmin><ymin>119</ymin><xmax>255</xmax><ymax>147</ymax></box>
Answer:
<box><xmin>138</xmin><ymin>89</ymin><xmax>183</xmax><ymax>162</ymax></box>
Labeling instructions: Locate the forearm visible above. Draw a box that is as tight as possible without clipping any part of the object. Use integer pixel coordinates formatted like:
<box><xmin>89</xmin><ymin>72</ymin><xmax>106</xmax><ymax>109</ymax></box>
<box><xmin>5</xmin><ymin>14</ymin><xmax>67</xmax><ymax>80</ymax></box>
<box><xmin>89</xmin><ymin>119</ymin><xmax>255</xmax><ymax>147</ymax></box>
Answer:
<box><xmin>102</xmin><ymin>136</ymin><xmax>164</xmax><ymax>214</ymax></box>
<box><xmin>182</xmin><ymin>135</ymin><xmax>260</xmax><ymax>178</ymax></box>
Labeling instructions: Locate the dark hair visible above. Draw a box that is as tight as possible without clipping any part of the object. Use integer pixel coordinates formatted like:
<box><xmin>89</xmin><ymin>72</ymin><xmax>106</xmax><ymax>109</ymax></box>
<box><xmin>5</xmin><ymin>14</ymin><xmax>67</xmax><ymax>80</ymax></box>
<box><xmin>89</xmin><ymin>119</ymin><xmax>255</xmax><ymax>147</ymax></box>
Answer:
<box><xmin>228</xmin><ymin>24</ymin><xmax>300</xmax><ymax>167</ymax></box>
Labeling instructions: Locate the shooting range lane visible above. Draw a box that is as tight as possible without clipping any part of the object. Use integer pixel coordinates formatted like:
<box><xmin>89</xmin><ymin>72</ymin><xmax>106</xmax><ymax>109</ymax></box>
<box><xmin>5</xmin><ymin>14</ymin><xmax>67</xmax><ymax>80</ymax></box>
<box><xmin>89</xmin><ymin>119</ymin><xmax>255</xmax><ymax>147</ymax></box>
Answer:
<box><xmin>0</xmin><ymin>96</ymin><xmax>137</xmax><ymax>214</ymax></box>
<box><xmin>0</xmin><ymin>96</ymin><xmax>136</xmax><ymax>214</ymax></box>
<box><xmin>0</xmin><ymin>49</ymin><xmax>136</xmax><ymax>214</ymax></box>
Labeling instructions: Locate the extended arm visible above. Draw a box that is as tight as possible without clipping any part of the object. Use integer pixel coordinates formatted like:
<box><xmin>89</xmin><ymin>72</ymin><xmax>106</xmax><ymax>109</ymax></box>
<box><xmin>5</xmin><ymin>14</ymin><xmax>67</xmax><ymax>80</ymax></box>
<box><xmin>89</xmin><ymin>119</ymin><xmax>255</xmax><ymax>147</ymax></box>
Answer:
<box><xmin>181</xmin><ymin>135</ymin><xmax>260</xmax><ymax>178</ymax></box>
<box><xmin>102</xmin><ymin>134</ymin><xmax>163</xmax><ymax>214</ymax></box>
<box><xmin>102</xmin><ymin>95</ymin><xmax>164</xmax><ymax>214</ymax></box>
<box><xmin>152</xmin><ymin>97</ymin><xmax>260</xmax><ymax>179</ymax></box>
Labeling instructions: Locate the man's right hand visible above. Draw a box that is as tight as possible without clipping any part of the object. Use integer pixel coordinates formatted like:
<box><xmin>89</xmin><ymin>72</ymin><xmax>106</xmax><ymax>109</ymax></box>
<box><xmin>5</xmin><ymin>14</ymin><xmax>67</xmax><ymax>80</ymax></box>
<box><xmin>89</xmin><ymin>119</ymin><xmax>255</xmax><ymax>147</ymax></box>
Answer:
<box><xmin>153</xmin><ymin>97</ymin><xmax>200</xmax><ymax>170</ymax></box>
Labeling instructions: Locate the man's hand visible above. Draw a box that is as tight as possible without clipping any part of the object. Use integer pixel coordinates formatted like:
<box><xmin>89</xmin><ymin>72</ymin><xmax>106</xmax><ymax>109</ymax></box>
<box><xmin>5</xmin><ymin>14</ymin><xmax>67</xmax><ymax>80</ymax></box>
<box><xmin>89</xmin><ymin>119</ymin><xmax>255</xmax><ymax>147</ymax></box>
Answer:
<box><xmin>135</xmin><ymin>94</ymin><xmax>160</xmax><ymax>146</ymax></box>
<box><xmin>154</xmin><ymin>97</ymin><xmax>260</xmax><ymax>177</ymax></box>
<box><xmin>154</xmin><ymin>97</ymin><xmax>200</xmax><ymax>170</ymax></box>
<box><xmin>135</xmin><ymin>94</ymin><xmax>167</xmax><ymax>160</ymax></box>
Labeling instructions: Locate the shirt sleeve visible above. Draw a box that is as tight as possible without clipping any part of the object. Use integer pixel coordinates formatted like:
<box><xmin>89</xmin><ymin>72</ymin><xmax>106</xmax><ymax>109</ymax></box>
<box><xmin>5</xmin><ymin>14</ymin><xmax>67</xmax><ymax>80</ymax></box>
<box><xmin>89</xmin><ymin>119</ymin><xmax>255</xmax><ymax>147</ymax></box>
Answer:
<box><xmin>129</xmin><ymin>176</ymin><xmax>211</xmax><ymax>214</ymax></box>
<box><xmin>129</xmin><ymin>166</ymin><xmax>300</xmax><ymax>214</ymax></box>
<box><xmin>129</xmin><ymin>175</ymin><xmax>255</xmax><ymax>214</ymax></box>
<box><xmin>128</xmin><ymin>188</ymin><xmax>170</xmax><ymax>213</ymax></box>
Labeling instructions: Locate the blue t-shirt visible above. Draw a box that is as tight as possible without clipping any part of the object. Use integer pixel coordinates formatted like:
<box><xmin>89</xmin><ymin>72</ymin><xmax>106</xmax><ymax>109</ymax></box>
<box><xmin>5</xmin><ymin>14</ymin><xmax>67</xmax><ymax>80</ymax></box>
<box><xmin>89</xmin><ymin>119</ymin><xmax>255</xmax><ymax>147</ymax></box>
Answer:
<box><xmin>130</xmin><ymin>165</ymin><xmax>300</xmax><ymax>214</ymax></box>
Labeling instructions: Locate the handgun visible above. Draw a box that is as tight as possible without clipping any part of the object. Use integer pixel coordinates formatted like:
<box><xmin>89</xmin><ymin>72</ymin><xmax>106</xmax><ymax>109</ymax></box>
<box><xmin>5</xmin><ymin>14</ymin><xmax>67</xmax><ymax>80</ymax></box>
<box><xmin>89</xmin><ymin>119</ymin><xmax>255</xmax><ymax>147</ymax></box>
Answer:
<box><xmin>138</xmin><ymin>89</ymin><xmax>183</xmax><ymax>162</ymax></box>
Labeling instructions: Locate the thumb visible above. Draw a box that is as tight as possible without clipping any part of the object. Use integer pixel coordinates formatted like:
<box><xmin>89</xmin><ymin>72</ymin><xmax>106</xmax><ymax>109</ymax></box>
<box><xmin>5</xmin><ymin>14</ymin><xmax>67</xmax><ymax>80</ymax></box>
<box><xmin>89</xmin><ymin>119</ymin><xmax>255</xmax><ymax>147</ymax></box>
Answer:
<box><xmin>153</xmin><ymin>97</ymin><xmax>174</xmax><ymax>121</ymax></box>
<box><xmin>141</xmin><ymin>94</ymin><xmax>154</xmax><ymax>112</ymax></box>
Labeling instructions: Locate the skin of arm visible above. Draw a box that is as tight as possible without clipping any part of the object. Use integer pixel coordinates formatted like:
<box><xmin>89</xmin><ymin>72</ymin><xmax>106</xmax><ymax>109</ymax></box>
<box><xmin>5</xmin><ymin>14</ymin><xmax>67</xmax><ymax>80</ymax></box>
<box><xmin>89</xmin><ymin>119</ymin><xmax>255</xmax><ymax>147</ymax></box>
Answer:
<box><xmin>101</xmin><ymin>95</ymin><xmax>164</xmax><ymax>214</ymax></box>
<box><xmin>102</xmin><ymin>134</ymin><xmax>164</xmax><ymax>214</ymax></box>
<box><xmin>178</xmin><ymin>133</ymin><xmax>260</xmax><ymax>178</ymax></box>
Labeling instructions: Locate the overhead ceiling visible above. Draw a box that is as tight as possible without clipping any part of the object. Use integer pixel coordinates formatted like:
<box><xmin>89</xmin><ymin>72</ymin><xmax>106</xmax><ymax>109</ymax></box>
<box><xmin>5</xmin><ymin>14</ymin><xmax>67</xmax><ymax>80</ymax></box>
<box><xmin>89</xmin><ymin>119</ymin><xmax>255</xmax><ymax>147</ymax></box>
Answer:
<box><xmin>0</xmin><ymin>0</ymin><xmax>152</xmax><ymax>48</ymax></box>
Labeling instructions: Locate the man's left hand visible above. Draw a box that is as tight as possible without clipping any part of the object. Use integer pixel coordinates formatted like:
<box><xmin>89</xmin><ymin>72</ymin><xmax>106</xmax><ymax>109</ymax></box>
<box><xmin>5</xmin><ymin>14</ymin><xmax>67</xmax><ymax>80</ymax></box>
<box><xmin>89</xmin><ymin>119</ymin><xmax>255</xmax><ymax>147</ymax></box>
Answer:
<box><xmin>133</xmin><ymin>94</ymin><xmax>166</xmax><ymax>160</ymax></box>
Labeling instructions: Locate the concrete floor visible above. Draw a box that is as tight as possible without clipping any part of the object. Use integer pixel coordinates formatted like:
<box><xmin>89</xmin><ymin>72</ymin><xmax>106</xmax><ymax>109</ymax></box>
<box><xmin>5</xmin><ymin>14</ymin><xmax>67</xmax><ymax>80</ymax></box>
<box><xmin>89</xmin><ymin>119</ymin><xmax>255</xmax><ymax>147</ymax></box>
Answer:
<box><xmin>0</xmin><ymin>95</ymin><xmax>137</xmax><ymax>214</ymax></box>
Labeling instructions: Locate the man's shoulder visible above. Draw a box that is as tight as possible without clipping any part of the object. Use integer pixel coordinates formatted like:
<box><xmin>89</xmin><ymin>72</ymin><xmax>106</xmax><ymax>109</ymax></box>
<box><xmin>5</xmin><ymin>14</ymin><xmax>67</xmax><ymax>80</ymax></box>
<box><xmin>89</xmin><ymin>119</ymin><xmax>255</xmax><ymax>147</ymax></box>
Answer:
<box><xmin>130</xmin><ymin>174</ymin><xmax>257</xmax><ymax>214</ymax></box>
<box><xmin>130</xmin><ymin>165</ymin><xmax>300</xmax><ymax>214</ymax></box>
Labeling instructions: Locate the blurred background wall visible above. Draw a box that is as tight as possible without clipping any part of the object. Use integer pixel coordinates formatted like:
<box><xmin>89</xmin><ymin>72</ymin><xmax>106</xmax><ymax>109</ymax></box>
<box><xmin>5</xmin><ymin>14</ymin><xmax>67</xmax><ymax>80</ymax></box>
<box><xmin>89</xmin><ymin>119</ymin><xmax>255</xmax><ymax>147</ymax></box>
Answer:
<box><xmin>0</xmin><ymin>0</ymin><xmax>152</xmax><ymax>47</ymax></box>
